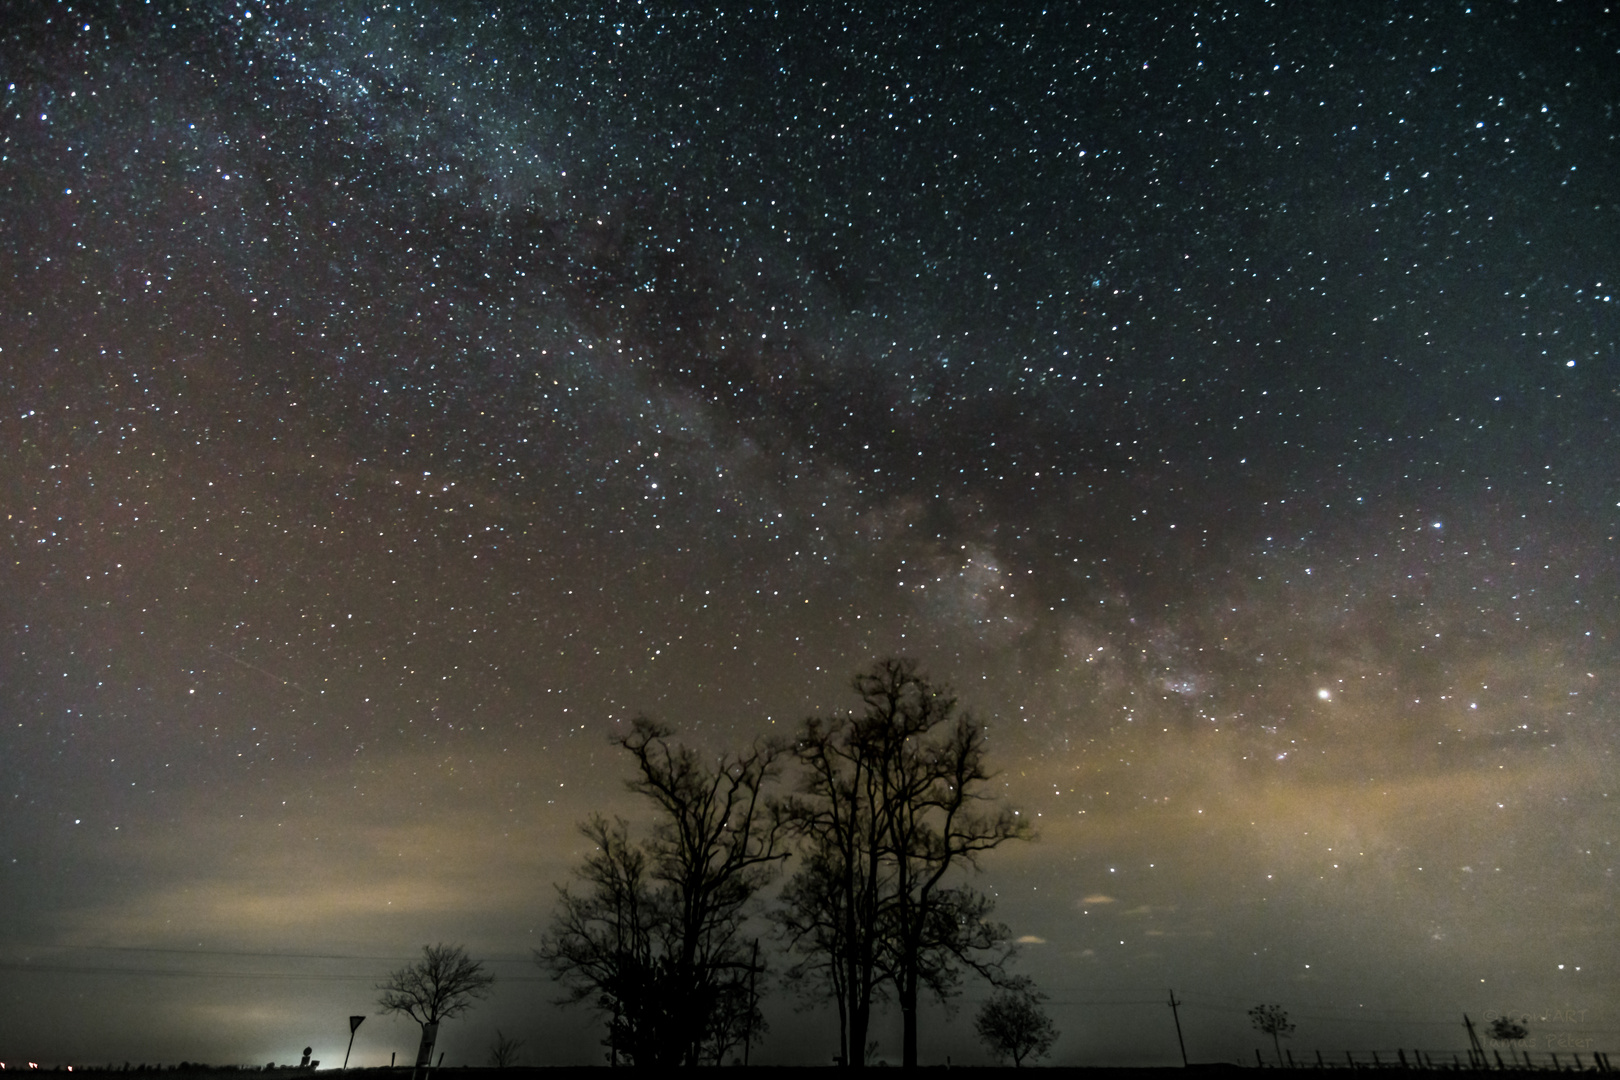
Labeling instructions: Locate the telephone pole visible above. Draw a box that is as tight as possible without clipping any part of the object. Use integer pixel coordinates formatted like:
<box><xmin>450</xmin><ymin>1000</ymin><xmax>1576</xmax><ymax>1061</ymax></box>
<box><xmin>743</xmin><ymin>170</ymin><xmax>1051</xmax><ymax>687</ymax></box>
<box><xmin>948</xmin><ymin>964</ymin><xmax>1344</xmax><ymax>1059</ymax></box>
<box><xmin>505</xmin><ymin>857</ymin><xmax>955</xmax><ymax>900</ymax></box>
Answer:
<box><xmin>1169</xmin><ymin>990</ymin><xmax>1189</xmax><ymax>1067</ymax></box>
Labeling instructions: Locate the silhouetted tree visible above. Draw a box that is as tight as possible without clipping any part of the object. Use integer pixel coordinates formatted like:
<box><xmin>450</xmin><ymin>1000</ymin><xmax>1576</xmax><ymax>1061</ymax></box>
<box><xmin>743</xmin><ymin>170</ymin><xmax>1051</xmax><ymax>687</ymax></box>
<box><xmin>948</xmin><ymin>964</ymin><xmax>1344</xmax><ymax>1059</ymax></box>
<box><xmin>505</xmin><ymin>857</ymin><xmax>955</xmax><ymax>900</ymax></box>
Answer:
<box><xmin>772</xmin><ymin>847</ymin><xmax>883</xmax><ymax>1065</ymax></box>
<box><xmin>533</xmin><ymin>815</ymin><xmax>661</xmax><ymax>1064</ymax></box>
<box><xmin>375</xmin><ymin>944</ymin><xmax>494</xmax><ymax>1080</ymax></box>
<box><xmin>974</xmin><ymin>977</ymin><xmax>1059</xmax><ymax>1066</ymax></box>
<box><xmin>486</xmin><ymin>1030</ymin><xmax>524</xmax><ymax>1068</ymax></box>
<box><xmin>701</xmin><ymin>956</ymin><xmax>770</xmax><ymax>1066</ymax></box>
<box><xmin>1249</xmin><ymin>1003</ymin><xmax>1295</xmax><ymax>1066</ymax></box>
<box><xmin>1488</xmin><ymin>1017</ymin><xmax>1529</xmax><ymax>1064</ymax></box>
<box><xmin>778</xmin><ymin>658</ymin><xmax>1027</xmax><ymax>1068</ymax></box>
<box><xmin>536</xmin><ymin>718</ymin><xmax>786</xmax><ymax>1066</ymax></box>
<box><xmin>774</xmin><ymin>749</ymin><xmax>884</xmax><ymax>1067</ymax></box>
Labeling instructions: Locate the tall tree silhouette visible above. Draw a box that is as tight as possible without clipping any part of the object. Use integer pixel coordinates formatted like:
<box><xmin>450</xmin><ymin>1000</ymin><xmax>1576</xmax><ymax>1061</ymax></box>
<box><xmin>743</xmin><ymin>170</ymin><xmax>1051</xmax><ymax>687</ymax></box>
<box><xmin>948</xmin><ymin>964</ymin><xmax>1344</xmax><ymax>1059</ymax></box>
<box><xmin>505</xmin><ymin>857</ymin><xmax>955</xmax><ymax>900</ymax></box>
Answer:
<box><xmin>535</xmin><ymin>815</ymin><xmax>664</xmax><ymax>1064</ymax></box>
<box><xmin>778</xmin><ymin>659</ymin><xmax>1026</xmax><ymax>1068</ymax></box>
<box><xmin>537</xmin><ymin>718</ymin><xmax>786</xmax><ymax>1066</ymax></box>
<box><xmin>772</xmin><ymin>843</ymin><xmax>879</xmax><ymax>1064</ymax></box>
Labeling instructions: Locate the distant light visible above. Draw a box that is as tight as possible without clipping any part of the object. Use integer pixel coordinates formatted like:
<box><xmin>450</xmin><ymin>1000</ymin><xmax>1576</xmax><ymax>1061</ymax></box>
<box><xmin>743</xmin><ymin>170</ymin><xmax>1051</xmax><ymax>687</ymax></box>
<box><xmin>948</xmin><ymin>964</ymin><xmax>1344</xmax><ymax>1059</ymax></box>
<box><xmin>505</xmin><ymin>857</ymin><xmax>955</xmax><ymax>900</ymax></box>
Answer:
<box><xmin>1566</xmin><ymin>360</ymin><xmax>1576</xmax><ymax>367</ymax></box>
<box><xmin>1317</xmin><ymin>689</ymin><xmax>1332</xmax><ymax>701</ymax></box>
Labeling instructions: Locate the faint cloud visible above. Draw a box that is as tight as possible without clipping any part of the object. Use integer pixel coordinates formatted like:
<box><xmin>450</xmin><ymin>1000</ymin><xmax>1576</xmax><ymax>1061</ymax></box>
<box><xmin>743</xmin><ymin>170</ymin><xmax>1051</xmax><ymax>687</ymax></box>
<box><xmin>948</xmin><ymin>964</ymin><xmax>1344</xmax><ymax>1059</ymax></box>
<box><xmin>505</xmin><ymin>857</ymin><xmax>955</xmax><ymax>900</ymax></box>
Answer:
<box><xmin>1081</xmin><ymin>894</ymin><xmax>1116</xmax><ymax>905</ymax></box>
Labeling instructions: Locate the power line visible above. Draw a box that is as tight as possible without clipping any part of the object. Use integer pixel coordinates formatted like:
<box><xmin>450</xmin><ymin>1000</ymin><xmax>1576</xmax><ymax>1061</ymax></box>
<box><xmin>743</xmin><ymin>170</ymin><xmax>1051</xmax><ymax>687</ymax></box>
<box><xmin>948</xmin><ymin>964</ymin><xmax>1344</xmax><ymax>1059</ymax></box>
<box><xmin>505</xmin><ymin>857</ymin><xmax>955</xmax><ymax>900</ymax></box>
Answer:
<box><xmin>0</xmin><ymin>960</ymin><xmax>560</xmax><ymax>984</ymax></box>
<box><xmin>7</xmin><ymin>944</ymin><xmax>542</xmax><ymax>964</ymax></box>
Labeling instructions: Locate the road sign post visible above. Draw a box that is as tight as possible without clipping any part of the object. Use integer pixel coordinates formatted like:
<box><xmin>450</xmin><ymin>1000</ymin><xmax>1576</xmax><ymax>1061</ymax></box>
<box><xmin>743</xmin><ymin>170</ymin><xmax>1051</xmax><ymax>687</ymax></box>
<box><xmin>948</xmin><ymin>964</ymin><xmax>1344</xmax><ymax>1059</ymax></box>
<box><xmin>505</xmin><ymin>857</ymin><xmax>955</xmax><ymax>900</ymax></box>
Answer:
<box><xmin>343</xmin><ymin>1016</ymin><xmax>365</xmax><ymax>1070</ymax></box>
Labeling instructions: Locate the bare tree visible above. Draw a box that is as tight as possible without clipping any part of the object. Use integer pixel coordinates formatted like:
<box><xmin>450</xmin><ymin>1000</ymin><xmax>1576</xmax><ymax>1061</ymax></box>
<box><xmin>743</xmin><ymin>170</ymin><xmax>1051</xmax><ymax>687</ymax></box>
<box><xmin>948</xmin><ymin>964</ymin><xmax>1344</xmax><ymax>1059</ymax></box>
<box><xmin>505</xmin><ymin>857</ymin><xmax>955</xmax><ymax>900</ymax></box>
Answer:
<box><xmin>486</xmin><ymin>1030</ymin><xmax>524</xmax><ymax>1068</ymax></box>
<box><xmin>376</xmin><ymin>944</ymin><xmax>494</xmax><ymax>1079</ymax></box>
<box><xmin>536</xmin><ymin>718</ymin><xmax>787</xmax><ymax>1066</ymax></box>
<box><xmin>778</xmin><ymin>659</ymin><xmax>1028</xmax><ymax>1068</ymax></box>
<box><xmin>974</xmin><ymin>977</ymin><xmax>1059</xmax><ymax>1066</ymax></box>
<box><xmin>701</xmin><ymin>955</ymin><xmax>770</xmax><ymax>1067</ymax></box>
<box><xmin>1249</xmin><ymin>1003</ymin><xmax>1295</xmax><ymax>1066</ymax></box>
<box><xmin>1488</xmin><ymin>1016</ymin><xmax>1529</xmax><ymax>1065</ymax></box>
<box><xmin>776</xmin><ymin>720</ymin><xmax>888</xmax><ymax>1067</ymax></box>
<box><xmin>534</xmin><ymin>815</ymin><xmax>662</xmax><ymax>1065</ymax></box>
<box><xmin>772</xmin><ymin>846</ymin><xmax>882</xmax><ymax>1065</ymax></box>
<box><xmin>911</xmin><ymin>884</ymin><xmax>1011</xmax><ymax>1008</ymax></box>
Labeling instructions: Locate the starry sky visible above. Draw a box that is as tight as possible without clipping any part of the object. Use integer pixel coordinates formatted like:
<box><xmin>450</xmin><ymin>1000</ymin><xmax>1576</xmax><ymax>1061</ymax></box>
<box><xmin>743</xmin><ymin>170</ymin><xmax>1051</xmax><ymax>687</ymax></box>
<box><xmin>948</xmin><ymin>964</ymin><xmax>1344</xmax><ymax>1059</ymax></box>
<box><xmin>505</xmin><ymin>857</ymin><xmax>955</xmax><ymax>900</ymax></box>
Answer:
<box><xmin>2</xmin><ymin>0</ymin><xmax>1617</xmax><ymax>1068</ymax></box>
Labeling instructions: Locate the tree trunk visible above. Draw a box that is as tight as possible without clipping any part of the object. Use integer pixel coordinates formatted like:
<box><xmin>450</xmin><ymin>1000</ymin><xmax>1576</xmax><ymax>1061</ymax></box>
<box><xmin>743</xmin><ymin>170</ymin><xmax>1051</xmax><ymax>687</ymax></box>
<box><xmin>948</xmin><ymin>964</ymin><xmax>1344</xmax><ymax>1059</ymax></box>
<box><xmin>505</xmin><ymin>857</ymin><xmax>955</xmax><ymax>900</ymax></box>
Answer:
<box><xmin>848</xmin><ymin>994</ymin><xmax>871</xmax><ymax>1068</ymax></box>
<box><xmin>411</xmin><ymin>1022</ymin><xmax>439</xmax><ymax>1080</ymax></box>
<box><xmin>844</xmin><ymin>942</ymin><xmax>871</xmax><ymax>1068</ymax></box>
<box><xmin>900</xmin><ymin>966</ymin><xmax>919</xmax><ymax>1068</ymax></box>
<box><xmin>837</xmin><ymin>993</ymin><xmax>848</xmax><ymax>1067</ymax></box>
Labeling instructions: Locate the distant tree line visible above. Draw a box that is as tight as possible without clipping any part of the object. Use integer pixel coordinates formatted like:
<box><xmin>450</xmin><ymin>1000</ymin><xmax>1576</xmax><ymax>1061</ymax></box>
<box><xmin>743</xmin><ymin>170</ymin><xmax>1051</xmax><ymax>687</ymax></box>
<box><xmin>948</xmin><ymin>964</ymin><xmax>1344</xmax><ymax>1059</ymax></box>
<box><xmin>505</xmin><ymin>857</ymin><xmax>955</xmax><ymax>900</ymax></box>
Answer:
<box><xmin>534</xmin><ymin>657</ymin><xmax>1034</xmax><ymax>1068</ymax></box>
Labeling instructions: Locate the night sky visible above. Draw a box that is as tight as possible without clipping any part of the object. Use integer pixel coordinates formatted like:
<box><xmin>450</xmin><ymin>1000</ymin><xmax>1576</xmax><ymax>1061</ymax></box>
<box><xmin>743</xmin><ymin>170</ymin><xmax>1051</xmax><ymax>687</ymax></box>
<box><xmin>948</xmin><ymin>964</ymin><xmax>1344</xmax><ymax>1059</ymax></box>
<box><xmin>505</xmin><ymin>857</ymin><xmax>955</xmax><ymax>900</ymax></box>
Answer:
<box><xmin>3</xmin><ymin>0</ymin><xmax>1617</xmax><ymax>1068</ymax></box>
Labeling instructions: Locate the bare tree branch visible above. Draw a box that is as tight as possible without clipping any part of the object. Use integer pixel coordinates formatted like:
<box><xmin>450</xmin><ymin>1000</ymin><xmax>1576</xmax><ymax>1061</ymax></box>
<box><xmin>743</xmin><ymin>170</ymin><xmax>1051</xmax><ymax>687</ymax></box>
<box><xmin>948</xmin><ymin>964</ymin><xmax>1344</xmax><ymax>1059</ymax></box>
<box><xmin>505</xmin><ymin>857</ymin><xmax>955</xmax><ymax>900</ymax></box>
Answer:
<box><xmin>376</xmin><ymin>943</ymin><xmax>495</xmax><ymax>1026</ymax></box>
<box><xmin>776</xmin><ymin>659</ymin><xmax>1030</xmax><ymax>1069</ymax></box>
<box><xmin>536</xmin><ymin>721</ymin><xmax>786</xmax><ymax>1067</ymax></box>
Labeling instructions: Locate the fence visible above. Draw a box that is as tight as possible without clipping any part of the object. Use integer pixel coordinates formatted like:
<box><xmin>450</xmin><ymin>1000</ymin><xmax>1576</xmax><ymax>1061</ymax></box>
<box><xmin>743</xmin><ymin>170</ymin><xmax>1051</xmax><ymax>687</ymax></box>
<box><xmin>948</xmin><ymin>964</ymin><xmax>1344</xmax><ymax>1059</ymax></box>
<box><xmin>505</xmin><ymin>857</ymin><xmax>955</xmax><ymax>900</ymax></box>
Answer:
<box><xmin>1250</xmin><ymin>1048</ymin><xmax>1616</xmax><ymax>1070</ymax></box>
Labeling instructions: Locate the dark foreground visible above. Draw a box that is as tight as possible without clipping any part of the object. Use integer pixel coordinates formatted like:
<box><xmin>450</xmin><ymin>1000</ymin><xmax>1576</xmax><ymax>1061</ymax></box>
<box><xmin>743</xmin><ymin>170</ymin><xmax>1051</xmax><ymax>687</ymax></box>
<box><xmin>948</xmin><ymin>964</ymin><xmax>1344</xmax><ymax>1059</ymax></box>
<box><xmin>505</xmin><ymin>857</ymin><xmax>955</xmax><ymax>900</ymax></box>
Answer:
<box><xmin>29</xmin><ymin>1066</ymin><xmax>1614</xmax><ymax>1078</ymax></box>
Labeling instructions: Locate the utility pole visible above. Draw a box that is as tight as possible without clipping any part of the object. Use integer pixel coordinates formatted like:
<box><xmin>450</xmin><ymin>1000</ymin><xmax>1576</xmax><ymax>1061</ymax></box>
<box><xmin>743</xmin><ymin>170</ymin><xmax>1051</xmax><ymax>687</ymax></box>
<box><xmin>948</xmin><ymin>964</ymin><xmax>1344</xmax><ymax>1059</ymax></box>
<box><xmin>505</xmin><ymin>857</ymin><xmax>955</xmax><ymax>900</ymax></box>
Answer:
<box><xmin>1168</xmin><ymin>990</ymin><xmax>1189</xmax><ymax>1067</ymax></box>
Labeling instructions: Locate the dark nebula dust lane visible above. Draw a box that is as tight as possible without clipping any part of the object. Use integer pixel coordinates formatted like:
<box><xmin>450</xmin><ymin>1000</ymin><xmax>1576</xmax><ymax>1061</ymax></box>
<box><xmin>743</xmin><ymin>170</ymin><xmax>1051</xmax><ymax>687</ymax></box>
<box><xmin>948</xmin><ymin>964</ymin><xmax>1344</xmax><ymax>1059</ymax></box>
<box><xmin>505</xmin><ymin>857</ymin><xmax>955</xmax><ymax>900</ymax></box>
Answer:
<box><xmin>2</xmin><ymin>0</ymin><xmax>1616</xmax><ymax>1067</ymax></box>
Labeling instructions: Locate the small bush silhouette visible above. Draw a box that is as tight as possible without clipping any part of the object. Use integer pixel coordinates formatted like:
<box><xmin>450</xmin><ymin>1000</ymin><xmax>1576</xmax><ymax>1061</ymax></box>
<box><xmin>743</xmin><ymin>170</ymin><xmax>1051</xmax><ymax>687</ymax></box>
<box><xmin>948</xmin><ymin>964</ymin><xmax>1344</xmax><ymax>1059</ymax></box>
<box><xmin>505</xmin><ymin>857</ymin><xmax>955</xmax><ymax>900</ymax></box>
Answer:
<box><xmin>1249</xmin><ymin>1003</ymin><xmax>1296</xmax><ymax>1065</ymax></box>
<box><xmin>1488</xmin><ymin>1017</ymin><xmax>1529</xmax><ymax>1063</ymax></box>
<box><xmin>487</xmin><ymin>1030</ymin><xmax>524</xmax><ymax>1068</ymax></box>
